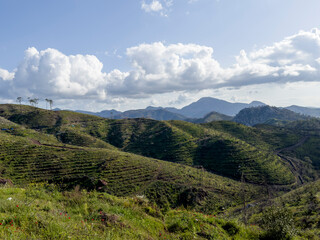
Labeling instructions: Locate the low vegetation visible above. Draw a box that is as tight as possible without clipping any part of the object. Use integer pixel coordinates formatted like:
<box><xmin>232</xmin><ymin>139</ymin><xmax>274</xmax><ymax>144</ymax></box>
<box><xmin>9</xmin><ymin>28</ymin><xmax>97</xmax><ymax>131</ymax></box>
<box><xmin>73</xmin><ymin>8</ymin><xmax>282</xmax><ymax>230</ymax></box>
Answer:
<box><xmin>0</xmin><ymin>184</ymin><xmax>265</xmax><ymax>239</ymax></box>
<box><xmin>1</xmin><ymin>104</ymin><xmax>320</xmax><ymax>239</ymax></box>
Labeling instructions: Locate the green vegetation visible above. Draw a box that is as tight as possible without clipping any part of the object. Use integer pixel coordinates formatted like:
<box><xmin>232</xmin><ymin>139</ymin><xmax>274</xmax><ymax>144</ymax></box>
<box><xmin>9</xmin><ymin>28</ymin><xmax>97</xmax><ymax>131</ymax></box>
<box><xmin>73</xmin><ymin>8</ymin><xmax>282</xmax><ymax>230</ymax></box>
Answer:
<box><xmin>1</xmin><ymin>104</ymin><xmax>320</xmax><ymax>239</ymax></box>
<box><xmin>239</xmin><ymin>179</ymin><xmax>320</xmax><ymax>239</ymax></box>
<box><xmin>0</xmin><ymin>104</ymin><xmax>295</xmax><ymax>185</ymax></box>
<box><xmin>0</xmin><ymin>184</ymin><xmax>264</xmax><ymax>239</ymax></box>
<box><xmin>233</xmin><ymin>106</ymin><xmax>309</xmax><ymax>126</ymax></box>
<box><xmin>259</xmin><ymin>206</ymin><xmax>296</xmax><ymax>240</ymax></box>
<box><xmin>204</xmin><ymin>121</ymin><xmax>302</xmax><ymax>151</ymax></box>
<box><xmin>291</xmin><ymin>136</ymin><xmax>320</xmax><ymax>169</ymax></box>
<box><xmin>191</xmin><ymin>111</ymin><xmax>233</xmax><ymax>123</ymax></box>
<box><xmin>0</xmin><ymin>123</ymin><xmax>266</xmax><ymax>213</ymax></box>
<box><xmin>105</xmin><ymin>119</ymin><xmax>295</xmax><ymax>184</ymax></box>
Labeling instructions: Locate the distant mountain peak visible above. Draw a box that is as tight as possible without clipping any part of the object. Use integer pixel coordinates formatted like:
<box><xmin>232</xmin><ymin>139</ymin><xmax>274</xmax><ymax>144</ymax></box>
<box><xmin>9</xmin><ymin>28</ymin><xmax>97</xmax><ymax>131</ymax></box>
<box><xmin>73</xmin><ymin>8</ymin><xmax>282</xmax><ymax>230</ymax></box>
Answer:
<box><xmin>234</xmin><ymin>105</ymin><xmax>309</xmax><ymax>126</ymax></box>
<box><xmin>177</xmin><ymin>97</ymin><xmax>266</xmax><ymax>118</ymax></box>
<box><xmin>145</xmin><ymin>106</ymin><xmax>163</xmax><ymax>110</ymax></box>
<box><xmin>249</xmin><ymin>101</ymin><xmax>266</xmax><ymax>106</ymax></box>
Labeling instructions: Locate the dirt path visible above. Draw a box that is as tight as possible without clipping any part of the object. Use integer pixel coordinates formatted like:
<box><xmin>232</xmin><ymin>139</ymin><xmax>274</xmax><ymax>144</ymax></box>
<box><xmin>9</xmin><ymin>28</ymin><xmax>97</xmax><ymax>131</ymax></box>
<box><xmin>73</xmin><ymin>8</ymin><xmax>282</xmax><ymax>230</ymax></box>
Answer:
<box><xmin>274</xmin><ymin>135</ymin><xmax>310</xmax><ymax>185</ymax></box>
<box><xmin>275</xmin><ymin>135</ymin><xmax>310</xmax><ymax>155</ymax></box>
<box><xmin>30</xmin><ymin>139</ymin><xmax>86</xmax><ymax>151</ymax></box>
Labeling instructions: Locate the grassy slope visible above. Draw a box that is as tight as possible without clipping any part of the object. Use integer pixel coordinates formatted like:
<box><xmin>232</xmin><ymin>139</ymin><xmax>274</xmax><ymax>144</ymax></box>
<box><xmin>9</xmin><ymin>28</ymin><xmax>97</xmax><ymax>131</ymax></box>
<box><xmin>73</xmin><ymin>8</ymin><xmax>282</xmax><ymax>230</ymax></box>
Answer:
<box><xmin>203</xmin><ymin>121</ymin><xmax>302</xmax><ymax>151</ymax></box>
<box><xmin>240</xmin><ymin>180</ymin><xmax>320</xmax><ymax>239</ymax></box>
<box><xmin>275</xmin><ymin>179</ymin><xmax>320</xmax><ymax>238</ymax></box>
<box><xmin>0</xmin><ymin>116</ymin><xmax>61</xmax><ymax>145</ymax></box>
<box><xmin>105</xmin><ymin>119</ymin><xmax>295</xmax><ymax>185</ymax></box>
<box><xmin>233</xmin><ymin>106</ymin><xmax>309</xmax><ymax>126</ymax></box>
<box><xmin>0</xmin><ymin>104</ymin><xmax>116</xmax><ymax>149</ymax></box>
<box><xmin>0</xmin><ymin>104</ymin><xmax>295</xmax><ymax>185</ymax></box>
<box><xmin>291</xmin><ymin>136</ymin><xmax>320</xmax><ymax>169</ymax></box>
<box><xmin>203</xmin><ymin>121</ymin><xmax>320</xmax><ymax>183</ymax></box>
<box><xmin>0</xmin><ymin>185</ymin><xmax>261</xmax><ymax>240</ymax></box>
<box><xmin>192</xmin><ymin>111</ymin><xmax>233</xmax><ymax>123</ymax></box>
<box><xmin>0</xmin><ymin>105</ymin><xmax>319</xmax><ymax>239</ymax></box>
<box><xmin>0</xmin><ymin>129</ymin><xmax>266</xmax><ymax>213</ymax></box>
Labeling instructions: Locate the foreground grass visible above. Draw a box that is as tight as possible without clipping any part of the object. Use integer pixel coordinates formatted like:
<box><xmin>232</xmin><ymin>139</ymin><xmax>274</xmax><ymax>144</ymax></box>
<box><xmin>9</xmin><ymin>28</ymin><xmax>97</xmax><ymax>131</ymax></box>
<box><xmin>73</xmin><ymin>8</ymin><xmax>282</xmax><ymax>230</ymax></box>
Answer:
<box><xmin>0</xmin><ymin>185</ymin><xmax>261</xmax><ymax>240</ymax></box>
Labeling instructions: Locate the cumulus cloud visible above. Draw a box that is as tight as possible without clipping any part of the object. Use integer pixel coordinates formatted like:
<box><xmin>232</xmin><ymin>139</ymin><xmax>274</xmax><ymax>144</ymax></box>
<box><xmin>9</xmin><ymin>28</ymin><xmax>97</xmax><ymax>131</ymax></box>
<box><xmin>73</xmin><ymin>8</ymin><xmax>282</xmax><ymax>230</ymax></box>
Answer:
<box><xmin>226</xmin><ymin>29</ymin><xmax>320</xmax><ymax>87</ymax></box>
<box><xmin>1</xmin><ymin>28</ymin><xmax>320</xmax><ymax>109</ymax></box>
<box><xmin>0</xmin><ymin>68</ymin><xmax>15</xmax><ymax>96</ymax></box>
<box><xmin>106</xmin><ymin>42</ymin><xmax>223</xmax><ymax>96</ymax></box>
<box><xmin>141</xmin><ymin>0</ymin><xmax>172</xmax><ymax>16</ymax></box>
<box><xmin>106</xmin><ymin>28</ymin><xmax>320</xmax><ymax>96</ymax></box>
<box><xmin>0</xmin><ymin>68</ymin><xmax>14</xmax><ymax>81</ymax></box>
<box><xmin>1</xmin><ymin>47</ymin><xmax>107</xmax><ymax>99</ymax></box>
<box><xmin>141</xmin><ymin>1</ymin><xmax>163</xmax><ymax>12</ymax></box>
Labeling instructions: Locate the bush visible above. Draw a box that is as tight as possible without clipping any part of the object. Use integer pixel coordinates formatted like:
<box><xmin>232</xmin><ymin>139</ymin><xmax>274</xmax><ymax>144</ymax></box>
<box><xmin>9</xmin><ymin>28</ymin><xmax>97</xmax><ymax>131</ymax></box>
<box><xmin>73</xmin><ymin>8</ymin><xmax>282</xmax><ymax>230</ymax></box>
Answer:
<box><xmin>259</xmin><ymin>206</ymin><xmax>296</xmax><ymax>240</ymax></box>
<box><xmin>222</xmin><ymin>221</ymin><xmax>240</xmax><ymax>236</ymax></box>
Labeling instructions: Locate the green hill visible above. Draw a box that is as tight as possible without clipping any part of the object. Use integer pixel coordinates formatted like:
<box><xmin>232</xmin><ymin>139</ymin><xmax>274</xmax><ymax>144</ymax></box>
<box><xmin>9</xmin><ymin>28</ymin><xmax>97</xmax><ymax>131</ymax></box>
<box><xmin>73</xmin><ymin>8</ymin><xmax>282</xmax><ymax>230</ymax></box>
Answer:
<box><xmin>204</xmin><ymin>121</ymin><xmax>320</xmax><ymax>182</ymax></box>
<box><xmin>1</xmin><ymin>104</ymin><xmax>320</xmax><ymax>239</ymax></box>
<box><xmin>0</xmin><ymin>104</ymin><xmax>295</xmax><ymax>185</ymax></box>
<box><xmin>237</xmin><ymin>179</ymin><xmax>320</xmax><ymax>239</ymax></box>
<box><xmin>0</xmin><ymin>124</ymin><xmax>268</xmax><ymax>213</ymax></box>
<box><xmin>203</xmin><ymin>121</ymin><xmax>302</xmax><ymax>151</ymax></box>
<box><xmin>191</xmin><ymin>111</ymin><xmax>233</xmax><ymax>123</ymax></box>
<box><xmin>233</xmin><ymin>106</ymin><xmax>309</xmax><ymax>126</ymax></box>
<box><xmin>105</xmin><ymin>119</ymin><xmax>295</xmax><ymax>185</ymax></box>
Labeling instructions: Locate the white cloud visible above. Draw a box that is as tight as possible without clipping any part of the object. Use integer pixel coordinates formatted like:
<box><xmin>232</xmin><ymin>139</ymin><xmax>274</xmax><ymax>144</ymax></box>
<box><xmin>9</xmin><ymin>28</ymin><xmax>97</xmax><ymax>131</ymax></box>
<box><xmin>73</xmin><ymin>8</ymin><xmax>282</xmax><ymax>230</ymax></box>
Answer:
<box><xmin>164</xmin><ymin>0</ymin><xmax>173</xmax><ymax>7</ymax></box>
<box><xmin>1</xmin><ymin>28</ymin><xmax>320</xmax><ymax>110</ymax></box>
<box><xmin>223</xmin><ymin>28</ymin><xmax>320</xmax><ymax>87</ymax></box>
<box><xmin>106</xmin><ymin>42</ymin><xmax>223</xmax><ymax>96</ymax></box>
<box><xmin>0</xmin><ymin>68</ymin><xmax>14</xmax><ymax>81</ymax></box>
<box><xmin>106</xmin><ymin>28</ymin><xmax>320</xmax><ymax>96</ymax></box>
<box><xmin>141</xmin><ymin>0</ymin><xmax>172</xmax><ymax>16</ymax></box>
<box><xmin>141</xmin><ymin>1</ymin><xmax>163</xmax><ymax>13</ymax></box>
<box><xmin>1</xmin><ymin>47</ymin><xmax>107</xmax><ymax>100</ymax></box>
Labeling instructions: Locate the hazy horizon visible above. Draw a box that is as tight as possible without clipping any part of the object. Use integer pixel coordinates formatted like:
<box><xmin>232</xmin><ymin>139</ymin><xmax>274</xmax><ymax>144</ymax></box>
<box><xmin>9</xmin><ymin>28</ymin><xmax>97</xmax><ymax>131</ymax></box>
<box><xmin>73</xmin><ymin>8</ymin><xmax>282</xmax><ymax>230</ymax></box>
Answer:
<box><xmin>3</xmin><ymin>96</ymin><xmax>320</xmax><ymax>113</ymax></box>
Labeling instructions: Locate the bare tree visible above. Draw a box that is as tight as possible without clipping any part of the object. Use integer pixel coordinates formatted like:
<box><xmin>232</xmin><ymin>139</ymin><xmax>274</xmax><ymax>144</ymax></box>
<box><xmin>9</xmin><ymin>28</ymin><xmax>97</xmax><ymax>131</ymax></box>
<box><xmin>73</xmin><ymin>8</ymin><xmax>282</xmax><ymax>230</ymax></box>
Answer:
<box><xmin>16</xmin><ymin>97</ymin><xmax>23</xmax><ymax>105</ymax></box>
<box><xmin>28</xmin><ymin>97</ymin><xmax>34</xmax><ymax>106</ymax></box>
<box><xmin>33</xmin><ymin>98</ymin><xmax>39</xmax><ymax>107</ymax></box>
<box><xmin>16</xmin><ymin>97</ymin><xmax>23</xmax><ymax>112</ymax></box>
<box><xmin>45</xmin><ymin>98</ymin><xmax>49</xmax><ymax>109</ymax></box>
<box><xmin>48</xmin><ymin>99</ymin><xmax>53</xmax><ymax>110</ymax></box>
<box><xmin>27</xmin><ymin>97</ymin><xmax>39</xmax><ymax>107</ymax></box>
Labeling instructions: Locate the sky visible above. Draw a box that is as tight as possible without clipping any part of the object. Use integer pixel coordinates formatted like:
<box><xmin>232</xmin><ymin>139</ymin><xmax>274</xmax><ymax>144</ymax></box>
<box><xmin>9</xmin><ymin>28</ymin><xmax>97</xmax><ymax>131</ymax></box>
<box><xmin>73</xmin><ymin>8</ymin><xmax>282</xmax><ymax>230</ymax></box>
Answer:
<box><xmin>1</xmin><ymin>0</ymin><xmax>320</xmax><ymax>111</ymax></box>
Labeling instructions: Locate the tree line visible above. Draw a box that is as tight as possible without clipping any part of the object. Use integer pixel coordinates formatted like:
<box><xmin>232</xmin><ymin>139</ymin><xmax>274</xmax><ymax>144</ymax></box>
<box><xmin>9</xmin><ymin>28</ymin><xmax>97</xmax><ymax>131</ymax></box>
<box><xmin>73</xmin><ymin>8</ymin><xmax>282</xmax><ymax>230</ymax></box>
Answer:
<box><xmin>16</xmin><ymin>97</ymin><xmax>54</xmax><ymax>110</ymax></box>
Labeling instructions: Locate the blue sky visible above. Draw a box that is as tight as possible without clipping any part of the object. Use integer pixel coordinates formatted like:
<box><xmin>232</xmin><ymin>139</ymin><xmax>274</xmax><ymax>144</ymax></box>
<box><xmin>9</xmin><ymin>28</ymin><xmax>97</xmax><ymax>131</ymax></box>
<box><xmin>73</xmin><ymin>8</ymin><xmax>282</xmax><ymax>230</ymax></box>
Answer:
<box><xmin>1</xmin><ymin>0</ymin><xmax>320</xmax><ymax>111</ymax></box>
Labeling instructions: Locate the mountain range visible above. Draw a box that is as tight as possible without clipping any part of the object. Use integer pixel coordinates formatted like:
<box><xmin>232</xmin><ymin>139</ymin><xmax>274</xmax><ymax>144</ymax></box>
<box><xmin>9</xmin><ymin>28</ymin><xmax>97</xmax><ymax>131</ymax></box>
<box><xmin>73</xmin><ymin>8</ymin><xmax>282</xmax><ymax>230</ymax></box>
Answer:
<box><xmin>75</xmin><ymin>97</ymin><xmax>266</xmax><ymax>120</ymax></box>
<box><xmin>74</xmin><ymin>97</ymin><xmax>319</xmax><ymax>125</ymax></box>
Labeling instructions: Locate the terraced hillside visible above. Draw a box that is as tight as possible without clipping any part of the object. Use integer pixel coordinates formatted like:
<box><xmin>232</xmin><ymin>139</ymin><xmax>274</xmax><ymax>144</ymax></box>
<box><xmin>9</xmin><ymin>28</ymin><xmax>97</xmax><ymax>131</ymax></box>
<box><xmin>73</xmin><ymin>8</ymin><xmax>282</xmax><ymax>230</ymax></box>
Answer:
<box><xmin>204</xmin><ymin>121</ymin><xmax>319</xmax><ymax>182</ymax></box>
<box><xmin>103</xmin><ymin>119</ymin><xmax>295</xmax><ymax>185</ymax></box>
<box><xmin>0</xmin><ymin>126</ymin><xmax>267</xmax><ymax>212</ymax></box>
<box><xmin>0</xmin><ymin>104</ymin><xmax>296</xmax><ymax>185</ymax></box>
<box><xmin>203</xmin><ymin>121</ymin><xmax>302</xmax><ymax>151</ymax></box>
<box><xmin>236</xmin><ymin>179</ymin><xmax>320</xmax><ymax>239</ymax></box>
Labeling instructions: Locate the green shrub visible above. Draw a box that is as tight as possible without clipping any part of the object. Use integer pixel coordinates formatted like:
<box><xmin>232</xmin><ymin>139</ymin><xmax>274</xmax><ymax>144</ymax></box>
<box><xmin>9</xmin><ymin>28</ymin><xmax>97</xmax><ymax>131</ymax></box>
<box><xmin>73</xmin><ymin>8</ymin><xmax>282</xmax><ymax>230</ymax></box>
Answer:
<box><xmin>222</xmin><ymin>221</ymin><xmax>240</xmax><ymax>236</ymax></box>
<box><xmin>259</xmin><ymin>206</ymin><xmax>296</xmax><ymax>240</ymax></box>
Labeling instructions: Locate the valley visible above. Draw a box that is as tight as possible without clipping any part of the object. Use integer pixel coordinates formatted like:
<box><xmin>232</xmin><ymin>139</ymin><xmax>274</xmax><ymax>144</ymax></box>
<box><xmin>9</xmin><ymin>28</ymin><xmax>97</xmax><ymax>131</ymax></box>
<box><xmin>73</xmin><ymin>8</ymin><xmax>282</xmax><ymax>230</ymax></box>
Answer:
<box><xmin>0</xmin><ymin>104</ymin><xmax>319</xmax><ymax>239</ymax></box>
